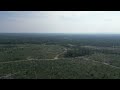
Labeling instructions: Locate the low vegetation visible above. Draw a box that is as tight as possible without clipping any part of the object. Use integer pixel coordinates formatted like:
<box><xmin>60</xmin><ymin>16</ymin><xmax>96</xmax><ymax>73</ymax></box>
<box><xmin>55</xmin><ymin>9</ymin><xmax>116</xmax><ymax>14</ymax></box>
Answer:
<box><xmin>0</xmin><ymin>33</ymin><xmax>120</xmax><ymax>79</ymax></box>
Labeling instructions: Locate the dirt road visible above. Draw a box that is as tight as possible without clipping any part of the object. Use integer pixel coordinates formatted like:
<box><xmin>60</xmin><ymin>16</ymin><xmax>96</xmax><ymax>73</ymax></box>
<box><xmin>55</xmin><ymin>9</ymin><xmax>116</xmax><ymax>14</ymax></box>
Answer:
<box><xmin>79</xmin><ymin>57</ymin><xmax>120</xmax><ymax>69</ymax></box>
<box><xmin>0</xmin><ymin>48</ymin><xmax>68</xmax><ymax>64</ymax></box>
<box><xmin>54</xmin><ymin>48</ymin><xmax>67</xmax><ymax>60</ymax></box>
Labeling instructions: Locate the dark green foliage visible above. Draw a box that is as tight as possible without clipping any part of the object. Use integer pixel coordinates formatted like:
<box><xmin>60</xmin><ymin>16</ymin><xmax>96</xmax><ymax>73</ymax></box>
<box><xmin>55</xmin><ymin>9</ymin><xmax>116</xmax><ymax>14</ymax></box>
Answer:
<box><xmin>64</xmin><ymin>47</ymin><xmax>94</xmax><ymax>57</ymax></box>
<box><xmin>89</xmin><ymin>53</ymin><xmax>120</xmax><ymax>67</ymax></box>
<box><xmin>0</xmin><ymin>58</ymin><xmax>120</xmax><ymax>79</ymax></box>
<box><xmin>0</xmin><ymin>33</ymin><xmax>120</xmax><ymax>79</ymax></box>
<box><xmin>0</xmin><ymin>33</ymin><xmax>120</xmax><ymax>47</ymax></box>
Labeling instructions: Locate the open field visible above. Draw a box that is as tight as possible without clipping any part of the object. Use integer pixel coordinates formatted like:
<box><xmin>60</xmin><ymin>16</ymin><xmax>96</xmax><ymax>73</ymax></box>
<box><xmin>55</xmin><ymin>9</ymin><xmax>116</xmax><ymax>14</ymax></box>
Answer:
<box><xmin>0</xmin><ymin>44</ymin><xmax>65</xmax><ymax>62</ymax></box>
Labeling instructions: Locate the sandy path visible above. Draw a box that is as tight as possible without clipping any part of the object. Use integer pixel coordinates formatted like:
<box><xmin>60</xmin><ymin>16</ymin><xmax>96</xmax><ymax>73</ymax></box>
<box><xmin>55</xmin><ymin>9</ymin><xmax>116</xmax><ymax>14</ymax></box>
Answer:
<box><xmin>77</xmin><ymin>57</ymin><xmax>120</xmax><ymax>69</ymax></box>
<box><xmin>54</xmin><ymin>48</ymin><xmax>67</xmax><ymax>60</ymax></box>
<box><xmin>0</xmin><ymin>48</ymin><xmax>67</xmax><ymax>64</ymax></box>
<box><xmin>0</xmin><ymin>72</ymin><xmax>21</xmax><ymax>79</ymax></box>
<box><xmin>1</xmin><ymin>47</ymin><xmax>119</xmax><ymax>70</ymax></box>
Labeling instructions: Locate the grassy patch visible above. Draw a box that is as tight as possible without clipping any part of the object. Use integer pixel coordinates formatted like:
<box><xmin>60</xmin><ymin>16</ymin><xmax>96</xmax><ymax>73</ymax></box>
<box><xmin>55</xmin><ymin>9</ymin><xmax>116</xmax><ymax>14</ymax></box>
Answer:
<box><xmin>0</xmin><ymin>58</ymin><xmax>120</xmax><ymax>79</ymax></box>
<box><xmin>0</xmin><ymin>44</ymin><xmax>64</xmax><ymax>62</ymax></box>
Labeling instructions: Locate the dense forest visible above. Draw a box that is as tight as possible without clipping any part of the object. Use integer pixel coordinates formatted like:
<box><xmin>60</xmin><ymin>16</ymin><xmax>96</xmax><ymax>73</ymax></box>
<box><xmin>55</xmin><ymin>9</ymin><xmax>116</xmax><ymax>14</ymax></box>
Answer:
<box><xmin>0</xmin><ymin>33</ymin><xmax>120</xmax><ymax>47</ymax></box>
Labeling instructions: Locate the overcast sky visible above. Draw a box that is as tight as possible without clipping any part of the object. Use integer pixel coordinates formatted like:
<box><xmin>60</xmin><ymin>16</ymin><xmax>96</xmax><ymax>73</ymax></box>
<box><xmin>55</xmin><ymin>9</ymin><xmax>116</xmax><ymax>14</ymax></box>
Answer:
<box><xmin>0</xmin><ymin>11</ymin><xmax>120</xmax><ymax>34</ymax></box>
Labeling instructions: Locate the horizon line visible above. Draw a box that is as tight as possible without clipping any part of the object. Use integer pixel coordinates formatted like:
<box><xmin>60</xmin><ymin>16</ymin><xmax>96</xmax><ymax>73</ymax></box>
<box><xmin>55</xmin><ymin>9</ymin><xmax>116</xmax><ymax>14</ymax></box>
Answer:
<box><xmin>1</xmin><ymin>32</ymin><xmax>120</xmax><ymax>35</ymax></box>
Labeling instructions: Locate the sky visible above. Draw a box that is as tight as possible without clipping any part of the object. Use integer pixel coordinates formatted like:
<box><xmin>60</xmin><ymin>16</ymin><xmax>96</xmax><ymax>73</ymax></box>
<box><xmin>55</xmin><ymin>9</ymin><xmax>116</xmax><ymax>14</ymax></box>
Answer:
<box><xmin>0</xmin><ymin>11</ymin><xmax>120</xmax><ymax>34</ymax></box>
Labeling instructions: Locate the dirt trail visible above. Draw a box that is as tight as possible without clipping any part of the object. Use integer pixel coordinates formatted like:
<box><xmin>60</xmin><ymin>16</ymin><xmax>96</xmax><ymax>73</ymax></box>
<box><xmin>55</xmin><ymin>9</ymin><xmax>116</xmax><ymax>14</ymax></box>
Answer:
<box><xmin>0</xmin><ymin>59</ymin><xmax>54</xmax><ymax>64</ymax></box>
<box><xmin>54</xmin><ymin>48</ymin><xmax>67</xmax><ymax>60</ymax></box>
<box><xmin>2</xmin><ymin>46</ymin><xmax>119</xmax><ymax>70</ymax></box>
<box><xmin>78</xmin><ymin>57</ymin><xmax>120</xmax><ymax>69</ymax></box>
<box><xmin>0</xmin><ymin>48</ymin><xmax>67</xmax><ymax>64</ymax></box>
<box><xmin>103</xmin><ymin>62</ymin><xmax>120</xmax><ymax>69</ymax></box>
<box><xmin>0</xmin><ymin>72</ymin><xmax>21</xmax><ymax>79</ymax></box>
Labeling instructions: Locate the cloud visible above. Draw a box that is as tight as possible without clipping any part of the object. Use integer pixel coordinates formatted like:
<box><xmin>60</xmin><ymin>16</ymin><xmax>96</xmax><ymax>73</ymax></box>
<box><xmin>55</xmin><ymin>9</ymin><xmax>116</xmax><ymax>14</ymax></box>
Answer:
<box><xmin>0</xmin><ymin>11</ymin><xmax>120</xmax><ymax>33</ymax></box>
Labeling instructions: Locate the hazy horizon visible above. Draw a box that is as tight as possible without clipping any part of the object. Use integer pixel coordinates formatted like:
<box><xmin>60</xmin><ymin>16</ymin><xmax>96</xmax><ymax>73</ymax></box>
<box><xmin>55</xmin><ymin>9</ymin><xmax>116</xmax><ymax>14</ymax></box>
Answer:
<box><xmin>1</xmin><ymin>11</ymin><xmax>120</xmax><ymax>34</ymax></box>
